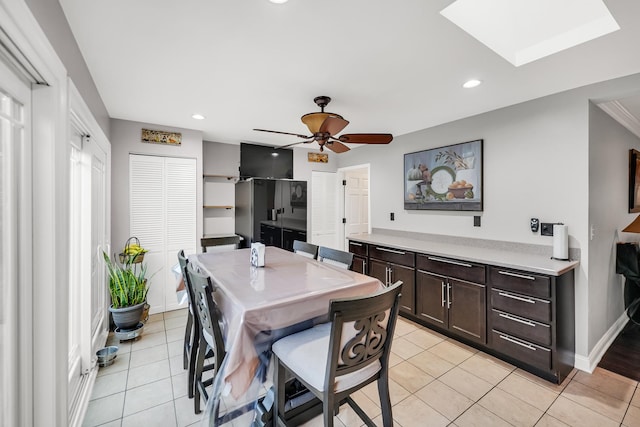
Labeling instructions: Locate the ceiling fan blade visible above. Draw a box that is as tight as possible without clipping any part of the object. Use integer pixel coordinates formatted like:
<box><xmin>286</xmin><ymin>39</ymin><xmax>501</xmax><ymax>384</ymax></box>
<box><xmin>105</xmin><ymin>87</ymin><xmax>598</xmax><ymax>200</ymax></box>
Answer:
<box><xmin>279</xmin><ymin>139</ymin><xmax>314</xmax><ymax>149</ymax></box>
<box><xmin>338</xmin><ymin>133</ymin><xmax>393</xmax><ymax>144</ymax></box>
<box><xmin>319</xmin><ymin>116</ymin><xmax>349</xmax><ymax>136</ymax></box>
<box><xmin>253</xmin><ymin>128</ymin><xmax>311</xmax><ymax>139</ymax></box>
<box><xmin>325</xmin><ymin>140</ymin><xmax>350</xmax><ymax>153</ymax></box>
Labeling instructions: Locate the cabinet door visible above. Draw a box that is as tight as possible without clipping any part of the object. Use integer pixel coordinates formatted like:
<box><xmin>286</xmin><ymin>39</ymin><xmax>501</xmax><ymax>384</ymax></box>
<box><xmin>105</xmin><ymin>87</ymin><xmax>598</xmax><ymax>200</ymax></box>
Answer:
<box><xmin>391</xmin><ymin>263</ymin><xmax>415</xmax><ymax>314</ymax></box>
<box><xmin>352</xmin><ymin>254</ymin><xmax>367</xmax><ymax>274</ymax></box>
<box><xmin>369</xmin><ymin>259</ymin><xmax>389</xmax><ymax>285</ymax></box>
<box><xmin>416</xmin><ymin>270</ymin><xmax>448</xmax><ymax>328</ymax></box>
<box><xmin>260</xmin><ymin>224</ymin><xmax>281</xmax><ymax>247</ymax></box>
<box><xmin>449</xmin><ymin>278</ymin><xmax>486</xmax><ymax>344</ymax></box>
<box><xmin>281</xmin><ymin>228</ymin><xmax>296</xmax><ymax>252</ymax></box>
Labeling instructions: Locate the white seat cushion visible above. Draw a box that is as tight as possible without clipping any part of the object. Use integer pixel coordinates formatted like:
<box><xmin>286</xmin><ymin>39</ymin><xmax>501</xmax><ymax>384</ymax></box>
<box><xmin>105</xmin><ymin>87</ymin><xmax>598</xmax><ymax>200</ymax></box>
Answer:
<box><xmin>272</xmin><ymin>323</ymin><xmax>381</xmax><ymax>393</ymax></box>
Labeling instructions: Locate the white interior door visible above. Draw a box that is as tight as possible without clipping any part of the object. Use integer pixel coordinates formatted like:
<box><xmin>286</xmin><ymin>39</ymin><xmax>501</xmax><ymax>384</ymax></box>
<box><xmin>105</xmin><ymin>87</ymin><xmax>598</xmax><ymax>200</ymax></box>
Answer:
<box><xmin>337</xmin><ymin>165</ymin><xmax>370</xmax><ymax>250</ymax></box>
<box><xmin>344</xmin><ymin>168</ymin><xmax>370</xmax><ymax>239</ymax></box>
<box><xmin>130</xmin><ymin>154</ymin><xmax>196</xmax><ymax>314</ymax></box>
<box><xmin>310</xmin><ymin>171</ymin><xmax>338</xmax><ymax>248</ymax></box>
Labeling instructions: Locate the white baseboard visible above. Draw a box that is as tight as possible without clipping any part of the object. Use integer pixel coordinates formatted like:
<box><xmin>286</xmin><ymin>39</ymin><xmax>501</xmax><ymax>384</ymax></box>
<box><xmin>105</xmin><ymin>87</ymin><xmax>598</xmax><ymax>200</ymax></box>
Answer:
<box><xmin>574</xmin><ymin>312</ymin><xmax>629</xmax><ymax>373</ymax></box>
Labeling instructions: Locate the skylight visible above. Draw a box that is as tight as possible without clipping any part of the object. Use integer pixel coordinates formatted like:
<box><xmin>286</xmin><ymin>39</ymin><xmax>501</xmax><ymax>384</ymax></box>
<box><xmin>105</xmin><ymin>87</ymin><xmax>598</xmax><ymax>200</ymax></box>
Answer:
<box><xmin>440</xmin><ymin>0</ymin><xmax>620</xmax><ymax>67</ymax></box>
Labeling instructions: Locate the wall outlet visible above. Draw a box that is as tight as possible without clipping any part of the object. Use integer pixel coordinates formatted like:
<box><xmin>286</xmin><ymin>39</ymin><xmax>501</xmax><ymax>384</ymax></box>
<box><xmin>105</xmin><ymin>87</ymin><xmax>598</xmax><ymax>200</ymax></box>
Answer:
<box><xmin>541</xmin><ymin>223</ymin><xmax>554</xmax><ymax>236</ymax></box>
<box><xmin>474</xmin><ymin>216</ymin><xmax>481</xmax><ymax>227</ymax></box>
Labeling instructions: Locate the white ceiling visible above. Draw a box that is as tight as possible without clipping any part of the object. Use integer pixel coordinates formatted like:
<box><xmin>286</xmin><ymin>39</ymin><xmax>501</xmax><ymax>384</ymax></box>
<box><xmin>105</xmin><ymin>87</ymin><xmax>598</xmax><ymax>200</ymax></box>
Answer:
<box><xmin>59</xmin><ymin>0</ymin><xmax>640</xmax><ymax>148</ymax></box>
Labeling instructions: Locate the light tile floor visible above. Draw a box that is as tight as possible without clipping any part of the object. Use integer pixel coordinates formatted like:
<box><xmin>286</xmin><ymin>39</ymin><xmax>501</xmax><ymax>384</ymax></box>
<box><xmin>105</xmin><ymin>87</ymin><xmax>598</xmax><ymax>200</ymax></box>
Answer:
<box><xmin>83</xmin><ymin>309</ymin><xmax>640</xmax><ymax>427</ymax></box>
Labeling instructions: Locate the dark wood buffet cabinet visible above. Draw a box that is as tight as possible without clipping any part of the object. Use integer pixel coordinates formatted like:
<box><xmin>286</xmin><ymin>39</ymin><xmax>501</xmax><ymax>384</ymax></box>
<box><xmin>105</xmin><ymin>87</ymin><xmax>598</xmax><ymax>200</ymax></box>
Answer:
<box><xmin>348</xmin><ymin>238</ymin><xmax>575</xmax><ymax>385</ymax></box>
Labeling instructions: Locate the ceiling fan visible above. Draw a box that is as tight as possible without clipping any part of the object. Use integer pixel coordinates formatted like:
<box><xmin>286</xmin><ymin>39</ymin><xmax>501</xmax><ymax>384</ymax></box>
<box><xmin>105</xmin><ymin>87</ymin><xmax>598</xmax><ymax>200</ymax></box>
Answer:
<box><xmin>253</xmin><ymin>96</ymin><xmax>393</xmax><ymax>153</ymax></box>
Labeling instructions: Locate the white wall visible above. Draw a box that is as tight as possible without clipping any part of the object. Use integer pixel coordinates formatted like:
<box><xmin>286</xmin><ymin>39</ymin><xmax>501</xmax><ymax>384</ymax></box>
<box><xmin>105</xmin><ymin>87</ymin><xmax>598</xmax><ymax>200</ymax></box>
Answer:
<box><xmin>588</xmin><ymin>102</ymin><xmax>640</xmax><ymax>351</ymax></box>
<box><xmin>337</xmin><ymin>72</ymin><xmax>640</xmax><ymax>360</ymax></box>
<box><xmin>110</xmin><ymin>119</ymin><xmax>203</xmax><ymax>252</ymax></box>
<box><xmin>25</xmin><ymin>0</ymin><xmax>110</xmax><ymax>138</ymax></box>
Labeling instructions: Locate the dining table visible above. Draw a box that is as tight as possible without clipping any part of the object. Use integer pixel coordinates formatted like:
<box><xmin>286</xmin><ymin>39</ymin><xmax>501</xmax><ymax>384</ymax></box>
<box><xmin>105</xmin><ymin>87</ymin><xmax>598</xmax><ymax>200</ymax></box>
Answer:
<box><xmin>189</xmin><ymin>246</ymin><xmax>383</xmax><ymax>426</ymax></box>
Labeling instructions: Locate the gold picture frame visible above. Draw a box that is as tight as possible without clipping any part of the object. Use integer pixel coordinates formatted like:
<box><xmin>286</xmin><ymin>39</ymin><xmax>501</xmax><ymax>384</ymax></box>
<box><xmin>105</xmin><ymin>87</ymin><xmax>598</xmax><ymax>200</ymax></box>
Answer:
<box><xmin>141</xmin><ymin>128</ymin><xmax>182</xmax><ymax>146</ymax></box>
<box><xmin>308</xmin><ymin>152</ymin><xmax>328</xmax><ymax>163</ymax></box>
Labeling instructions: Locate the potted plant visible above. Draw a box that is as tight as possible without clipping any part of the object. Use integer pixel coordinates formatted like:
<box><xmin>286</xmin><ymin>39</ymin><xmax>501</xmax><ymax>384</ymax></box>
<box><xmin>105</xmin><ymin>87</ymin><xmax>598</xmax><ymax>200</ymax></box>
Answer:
<box><xmin>103</xmin><ymin>238</ymin><xmax>149</xmax><ymax>330</ymax></box>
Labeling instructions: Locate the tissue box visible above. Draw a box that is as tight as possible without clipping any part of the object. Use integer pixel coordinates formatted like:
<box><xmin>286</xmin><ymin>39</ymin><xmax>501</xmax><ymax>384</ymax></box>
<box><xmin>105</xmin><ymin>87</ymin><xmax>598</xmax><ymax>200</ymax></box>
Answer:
<box><xmin>251</xmin><ymin>242</ymin><xmax>265</xmax><ymax>267</ymax></box>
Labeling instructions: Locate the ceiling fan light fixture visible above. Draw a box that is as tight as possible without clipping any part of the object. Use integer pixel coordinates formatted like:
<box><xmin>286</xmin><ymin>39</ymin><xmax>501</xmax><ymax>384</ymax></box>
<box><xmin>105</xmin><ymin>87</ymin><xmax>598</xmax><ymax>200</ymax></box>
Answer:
<box><xmin>301</xmin><ymin>112</ymin><xmax>342</xmax><ymax>133</ymax></box>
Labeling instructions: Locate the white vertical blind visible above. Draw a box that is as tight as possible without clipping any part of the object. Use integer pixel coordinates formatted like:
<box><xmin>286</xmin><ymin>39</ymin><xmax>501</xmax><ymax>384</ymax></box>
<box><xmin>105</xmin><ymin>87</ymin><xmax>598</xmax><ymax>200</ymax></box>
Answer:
<box><xmin>130</xmin><ymin>154</ymin><xmax>196</xmax><ymax>313</ymax></box>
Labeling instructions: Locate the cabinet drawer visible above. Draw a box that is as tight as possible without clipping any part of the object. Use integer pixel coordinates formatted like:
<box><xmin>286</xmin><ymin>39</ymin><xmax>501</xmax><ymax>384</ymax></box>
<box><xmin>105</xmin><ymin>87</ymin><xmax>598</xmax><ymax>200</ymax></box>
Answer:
<box><xmin>348</xmin><ymin>240</ymin><xmax>368</xmax><ymax>257</ymax></box>
<box><xmin>491</xmin><ymin>330</ymin><xmax>552</xmax><ymax>372</ymax></box>
<box><xmin>491</xmin><ymin>309</ymin><xmax>551</xmax><ymax>346</ymax></box>
<box><xmin>491</xmin><ymin>289</ymin><xmax>551</xmax><ymax>323</ymax></box>
<box><xmin>489</xmin><ymin>267</ymin><xmax>550</xmax><ymax>298</ymax></box>
<box><xmin>369</xmin><ymin>245</ymin><xmax>415</xmax><ymax>267</ymax></box>
<box><xmin>417</xmin><ymin>254</ymin><xmax>485</xmax><ymax>284</ymax></box>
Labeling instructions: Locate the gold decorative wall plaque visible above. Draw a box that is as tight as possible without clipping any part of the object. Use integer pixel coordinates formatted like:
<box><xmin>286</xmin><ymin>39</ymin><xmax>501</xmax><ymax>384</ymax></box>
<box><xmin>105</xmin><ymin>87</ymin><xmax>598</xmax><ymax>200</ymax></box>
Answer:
<box><xmin>308</xmin><ymin>152</ymin><xmax>328</xmax><ymax>163</ymax></box>
<box><xmin>141</xmin><ymin>128</ymin><xmax>182</xmax><ymax>145</ymax></box>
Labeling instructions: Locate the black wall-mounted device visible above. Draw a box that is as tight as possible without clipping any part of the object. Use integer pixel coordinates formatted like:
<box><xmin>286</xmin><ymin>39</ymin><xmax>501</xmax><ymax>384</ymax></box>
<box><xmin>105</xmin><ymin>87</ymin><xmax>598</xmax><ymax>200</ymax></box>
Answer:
<box><xmin>530</xmin><ymin>218</ymin><xmax>539</xmax><ymax>232</ymax></box>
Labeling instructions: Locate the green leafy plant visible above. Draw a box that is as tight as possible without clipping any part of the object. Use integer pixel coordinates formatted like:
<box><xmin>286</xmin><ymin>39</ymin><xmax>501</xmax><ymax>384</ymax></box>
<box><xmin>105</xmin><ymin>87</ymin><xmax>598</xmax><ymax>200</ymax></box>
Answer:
<box><xmin>103</xmin><ymin>251</ymin><xmax>149</xmax><ymax>308</ymax></box>
<box><xmin>435</xmin><ymin>150</ymin><xmax>469</xmax><ymax>170</ymax></box>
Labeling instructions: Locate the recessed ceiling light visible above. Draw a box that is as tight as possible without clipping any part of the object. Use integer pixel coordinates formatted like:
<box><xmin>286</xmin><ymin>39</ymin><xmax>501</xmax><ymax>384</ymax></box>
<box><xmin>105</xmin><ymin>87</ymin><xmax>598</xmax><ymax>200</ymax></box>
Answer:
<box><xmin>463</xmin><ymin>79</ymin><xmax>482</xmax><ymax>88</ymax></box>
<box><xmin>269</xmin><ymin>0</ymin><xmax>288</xmax><ymax>4</ymax></box>
<box><xmin>271</xmin><ymin>152</ymin><xmax>279</xmax><ymax>157</ymax></box>
<box><xmin>192</xmin><ymin>114</ymin><xmax>205</xmax><ymax>120</ymax></box>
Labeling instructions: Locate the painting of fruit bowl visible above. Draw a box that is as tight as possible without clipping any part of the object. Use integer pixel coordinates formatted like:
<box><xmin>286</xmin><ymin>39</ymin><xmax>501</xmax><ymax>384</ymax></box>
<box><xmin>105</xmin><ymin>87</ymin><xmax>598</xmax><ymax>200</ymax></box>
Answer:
<box><xmin>447</xmin><ymin>180</ymin><xmax>474</xmax><ymax>199</ymax></box>
<box><xmin>404</xmin><ymin>139</ymin><xmax>483</xmax><ymax>211</ymax></box>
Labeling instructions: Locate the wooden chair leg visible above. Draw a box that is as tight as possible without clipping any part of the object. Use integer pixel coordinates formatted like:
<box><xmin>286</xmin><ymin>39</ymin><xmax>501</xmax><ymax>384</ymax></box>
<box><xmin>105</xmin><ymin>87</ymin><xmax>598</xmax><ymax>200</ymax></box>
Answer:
<box><xmin>377</xmin><ymin>376</ymin><xmax>393</xmax><ymax>427</ymax></box>
<box><xmin>187</xmin><ymin>324</ymin><xmax>200</xmax><ymax>399</ymax></box>
<box><xmin>194</xmin><ymin>336</ymin><xmax>207</xmax><ymax>414</ymax></box>
<box><xmin>323</xmin><ymin>395</ymin><xmax>334</xmax><ymax>427</ymax></box>
<box><xmin>183</xmin><ymin>311</ymin><xmax>193</xmax><ymax>370</ymax></box>
<box><xmin>273</xmin><ymin>357</ymin><xmax>286</xmax><ymax>426</ymax></box>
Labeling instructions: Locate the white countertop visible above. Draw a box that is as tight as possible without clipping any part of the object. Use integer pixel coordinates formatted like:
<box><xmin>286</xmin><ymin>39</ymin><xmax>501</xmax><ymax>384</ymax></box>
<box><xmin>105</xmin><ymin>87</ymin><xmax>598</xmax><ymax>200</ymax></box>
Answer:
<box><xmin>349</xmin><ymin>233</ymin><xmax>579</xmax><ymax>276</ymax></box>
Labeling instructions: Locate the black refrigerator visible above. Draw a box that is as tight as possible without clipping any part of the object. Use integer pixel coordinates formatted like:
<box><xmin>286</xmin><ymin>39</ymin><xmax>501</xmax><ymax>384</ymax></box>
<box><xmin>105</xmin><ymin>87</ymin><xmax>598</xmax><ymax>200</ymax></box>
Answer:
<box><xmin>235</xmin><ymin>178</ymin><xmax>307</xmax><ymax>251</ymax></box>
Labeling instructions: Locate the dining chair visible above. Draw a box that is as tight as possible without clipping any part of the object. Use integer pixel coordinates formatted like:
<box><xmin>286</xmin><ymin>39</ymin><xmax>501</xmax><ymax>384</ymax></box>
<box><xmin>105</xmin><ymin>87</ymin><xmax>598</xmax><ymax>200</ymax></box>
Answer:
<box><xmin>271</xmin><ymin>281</ymin><xmax>403</xmax><ymax>427</ymax></box>
<box><xmin>318</xmin><ymin>246</ymin><xmax>354</xmax><ymax>270</ymax></box>
<box><xmin>177</xmin><ymin>250</ymin><xmax>197</xmax><ymax>398</ymax></box>
<box><xmin>186</xmin><ymin>262</ymin><xmax>227</xmax><ymax>414</ymax></box>
<box><xmin>293</xmin><ymin>240</ymin><xmax>319</xmax><ymax>259</ymax></box>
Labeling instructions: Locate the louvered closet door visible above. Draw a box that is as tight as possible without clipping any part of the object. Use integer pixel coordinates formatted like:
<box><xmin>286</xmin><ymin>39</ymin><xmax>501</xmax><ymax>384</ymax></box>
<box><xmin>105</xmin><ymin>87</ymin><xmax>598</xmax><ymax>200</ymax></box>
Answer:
<box><xmin>130</xmin><ymin>155</ymin><xmax>196</xmax><ymax>314</ymax></box>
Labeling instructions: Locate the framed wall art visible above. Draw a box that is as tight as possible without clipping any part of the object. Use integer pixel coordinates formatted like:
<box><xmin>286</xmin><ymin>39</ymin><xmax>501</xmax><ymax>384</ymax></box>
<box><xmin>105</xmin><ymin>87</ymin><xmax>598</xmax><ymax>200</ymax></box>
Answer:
<box><xmin>141</xmin><ymin>128</ymin><xmax>182</xmax><ymax>145</ymax></box>
<box><xmin>629</xmin><ymin>149</ymin><xmax>640</xmax><ymax>213</ymax></box>
<box><xmin>404</xmin><ymin>139</ymin><xmax>483</xmax><ymax>211</ymax></box>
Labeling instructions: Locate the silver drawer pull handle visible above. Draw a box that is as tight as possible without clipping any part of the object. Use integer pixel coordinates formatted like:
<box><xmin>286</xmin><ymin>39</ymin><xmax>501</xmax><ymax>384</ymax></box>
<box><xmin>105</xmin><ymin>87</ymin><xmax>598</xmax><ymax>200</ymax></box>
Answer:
<box><xmin>499</xmin><ymin>334</ymin><xmax>536</xmax><ymax>351</ymax></box>
<box><xmin>427</xmin><ymin>256</ymin><xmax>472</xmax><ymax>268</ymax></box>
<box><xmin>498</xmin><ymin>292</ymin><xmax>535</xmax><ymax>304</ymax></box>
<box><xmin>349</xmin><ymin>241</ymin><xmax>363</xmax><ymax>247</ymax></box>
<box><xmin>376</xmin><ymin>247</ymin><xmax>406</xmax><ymax>255</ymax></box>
<box><xmin>498</xmin><ymin>313</ymin><xmax>536</xmax><ymax>327</ymax></box>
<box><xmin>498</xmin><ymin>271</ymin><xmax>535</xmax><ymax>281</ymax></box>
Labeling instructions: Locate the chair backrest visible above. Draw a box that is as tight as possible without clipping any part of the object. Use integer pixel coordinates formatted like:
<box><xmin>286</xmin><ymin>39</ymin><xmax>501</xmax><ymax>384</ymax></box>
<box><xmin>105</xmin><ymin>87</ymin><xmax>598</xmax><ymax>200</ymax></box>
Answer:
<box><xmin>177</xmin><ymin>250</ymin><xmax>196</xmax><ymax>311</ymax></box>
<box><xmin>293</xmin><ymin>240</ymin><xmax>319</xmax><ymax>259</ymax></box>
<box><xmin>318</xmin><ymin>246</ymin><xmax>354</xmax><ymax>270</ymax></box>
<box><xmin>325</xmin><ymin>281</ymin><xmax>403</xmax><ymax>391</ymax></box>
<box><xmin>186</xmin><ymin>262</ymin><xmax>226</xmax><ymax>365</ymax></box>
